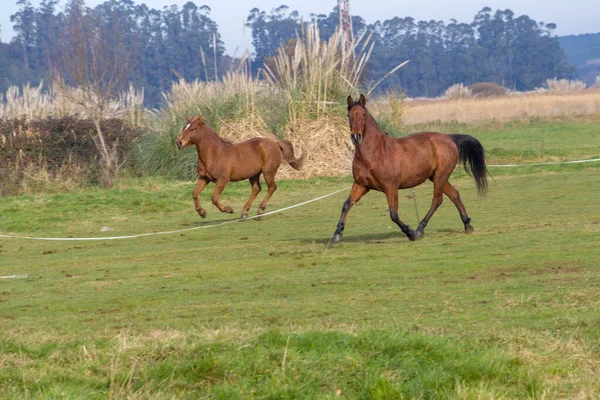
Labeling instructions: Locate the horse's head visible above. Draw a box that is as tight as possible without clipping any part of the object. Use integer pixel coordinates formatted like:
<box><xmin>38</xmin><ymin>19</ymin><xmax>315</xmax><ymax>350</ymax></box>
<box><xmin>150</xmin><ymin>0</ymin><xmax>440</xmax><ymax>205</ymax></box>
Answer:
<box><xmin>176</xmin><ymin>116</ymin><xmax>206</xmax><ymax>149</ymax></box>
<box><xmin>347</xmin><ymin>94</ymin><xmax>368</xmax><ymax>145</ymax></box>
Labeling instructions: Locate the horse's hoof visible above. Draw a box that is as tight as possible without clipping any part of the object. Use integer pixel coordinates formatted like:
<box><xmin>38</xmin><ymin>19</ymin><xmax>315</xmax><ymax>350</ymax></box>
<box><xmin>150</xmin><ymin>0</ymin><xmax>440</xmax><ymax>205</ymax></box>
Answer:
<box><xmin>224</xmin><ymin>206</ymin><xmax>234</xmax><ymax>214</ymax></box>
<box><xmin>465</xmin><ymin>227</ymin><xmax>474</xmax><ymax>234</ymax></box>
<box><xmin>332</xmin><ymin>233</ymin><xmax>343</xmax><ymax>243</ymax></box>
<box><xmin>415</xmin><ymin>229</ymin><xmax>424</xmax><ymax>239</ymax></box>
<box><xmin>407</xmin><ymin>229</ymin><xmax>417</xmax><ymax>241</ymax></box>
<box><xmin>240</xmin><ymin>213</ymin><xmax>248</xmax><ymax>220</ymax></box>
<box><xmin>198</xmin><ymin>209</ymin><xmax>207</xmax><ymax>218</ymax></box>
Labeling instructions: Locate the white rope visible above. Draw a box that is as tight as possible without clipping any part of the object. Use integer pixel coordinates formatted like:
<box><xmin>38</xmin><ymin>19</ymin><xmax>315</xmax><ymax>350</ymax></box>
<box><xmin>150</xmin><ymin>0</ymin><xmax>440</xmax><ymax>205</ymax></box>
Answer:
<box><xmin>488</xmin><ymin>157</ymin><xmax>600</xmax><ymax>167</ymax></box>
<box><xmin>0</xmin><ymin>186</ymin><xmax>351</xmax><ymax>242</ymax></box>
<box><xmin>0</xmin><ymin>275</ymin><xmax>28</xmax><ymax>279</ymax></box>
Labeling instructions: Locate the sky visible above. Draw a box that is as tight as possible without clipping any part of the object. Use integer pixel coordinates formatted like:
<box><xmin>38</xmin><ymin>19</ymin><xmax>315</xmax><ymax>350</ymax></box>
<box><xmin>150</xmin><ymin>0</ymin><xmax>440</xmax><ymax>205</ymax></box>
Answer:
<box><xmin>1</xmin><ymin>0</ymin><xmax>598</xmax><ymax>55</ymax></box>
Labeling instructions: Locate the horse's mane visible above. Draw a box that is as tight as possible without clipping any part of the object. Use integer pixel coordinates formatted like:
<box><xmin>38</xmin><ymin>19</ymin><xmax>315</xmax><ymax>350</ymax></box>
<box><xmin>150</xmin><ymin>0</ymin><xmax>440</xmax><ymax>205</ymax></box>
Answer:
<box><xmin>191</xmin><ymin>115</ymin><xmax>233</xmax><ymax>145</ymax></box>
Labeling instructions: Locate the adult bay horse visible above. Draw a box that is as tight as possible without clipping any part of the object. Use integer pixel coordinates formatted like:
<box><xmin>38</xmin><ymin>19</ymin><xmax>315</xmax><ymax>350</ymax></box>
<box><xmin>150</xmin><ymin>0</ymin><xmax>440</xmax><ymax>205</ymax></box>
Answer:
<box><xmin>176</xmin><ymin>116</ymin><xmax>305</xmax><ymax>218</ymax></box>
<box><xmin>332</xmin><ymin>94</ymin><xmax>488</xmax><ymax>242</ymax></box>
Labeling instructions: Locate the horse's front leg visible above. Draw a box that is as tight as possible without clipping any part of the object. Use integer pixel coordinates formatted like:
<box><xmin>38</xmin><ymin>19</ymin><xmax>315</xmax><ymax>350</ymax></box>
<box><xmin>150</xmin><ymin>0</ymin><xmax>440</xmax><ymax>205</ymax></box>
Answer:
<box><xmin>385</xmin><ymin>189</ymin><xmax>416</xmax><ymax>241</ymax></box>
<box><xmin>192</xmin><ymin>178</ymin><xmax>209</xmax><ymax>218</ymax></box>
<box><xmin>415</xmin><ymin>175</ymin><xmax>447</xmax><ymax>238</ymax></box>
<box><xmin>211</xmin><ymin>179</ymin><xmax>234</xmax><ymax>214</ymax></box>
<box><xmin>331</xmin><ymin>183</ymin><xmax>369</xmax><ymax>242</ymax></box>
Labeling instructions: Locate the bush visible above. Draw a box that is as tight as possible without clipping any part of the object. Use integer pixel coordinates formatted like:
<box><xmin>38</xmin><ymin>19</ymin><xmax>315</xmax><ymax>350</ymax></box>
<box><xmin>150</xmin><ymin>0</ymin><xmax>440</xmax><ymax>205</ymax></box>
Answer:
<box><xmin>444</xmin><ymin>83</ymin><xmax>472</xmax><ymax>99</ymax></box>
<box><xmin>468</xmin><ymin>82</ymin><xmax>509</xmax><ymax>97</ymax></box>
<box><xmin>0</xmin><ymin>117</ymin><xmax>141</xmax><ymax>195</ymax></box>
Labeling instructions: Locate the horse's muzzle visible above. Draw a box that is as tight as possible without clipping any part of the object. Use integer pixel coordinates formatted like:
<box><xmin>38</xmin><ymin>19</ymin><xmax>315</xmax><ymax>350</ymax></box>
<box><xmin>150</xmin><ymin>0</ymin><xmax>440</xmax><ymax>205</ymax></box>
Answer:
<box><xmin>351</xmin><ymin>133</ymin><xmax>362</xmax><ymax>145</ymax></box>
<box><xmin>176</xmin><ymin>140</ymin><xmax>183</xmax><ymax>150</ymax></box>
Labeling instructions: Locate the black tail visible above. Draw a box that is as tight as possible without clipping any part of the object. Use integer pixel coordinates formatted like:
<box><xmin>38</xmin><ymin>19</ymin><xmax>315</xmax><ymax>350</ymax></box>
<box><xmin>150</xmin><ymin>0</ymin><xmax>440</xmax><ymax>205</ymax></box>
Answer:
<box><xmin>449</xmin><ymin>134</ymin><xmax>488</xmax><ymax>197</ymax></box>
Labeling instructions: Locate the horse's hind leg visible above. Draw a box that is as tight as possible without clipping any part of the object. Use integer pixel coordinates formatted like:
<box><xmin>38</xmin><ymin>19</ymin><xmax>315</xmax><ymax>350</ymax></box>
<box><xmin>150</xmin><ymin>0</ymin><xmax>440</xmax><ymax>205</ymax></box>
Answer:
<box><xmin>257</xmin><ymin>171</ymin><xmax>277</xmax><ymax>216</ymax></box>
<box><xmin>193</xmin><ymin>178</ymin><xmax>209</xmax><ymax>218</ymax></box>
<box><xmin>332</xmin><ymin>183</ymin><xmax>369</xmax><ymax>242</ymax></box>
<box><xmin>211</xmin><ymin>179</ymin><xmax>234</xmax><ymax>214</ymax></box>
<box><xmin>415</xmin><ymin>175</ymin><xmax>447</xmax><ymax>238</ymax></box>
<box><xmin>442</xmin><ymin>181</ymin><xmax>474</xmax><ymax>233</ymax></box>
<box><xmin>385</xmin><ymin>189</ymin><xmax>416</xmax><ymax>241</ymax></box>
<box><xmin>241</xmin><ymin>174</ymin><xmax>261</xmax><ymax>219</ymax></box>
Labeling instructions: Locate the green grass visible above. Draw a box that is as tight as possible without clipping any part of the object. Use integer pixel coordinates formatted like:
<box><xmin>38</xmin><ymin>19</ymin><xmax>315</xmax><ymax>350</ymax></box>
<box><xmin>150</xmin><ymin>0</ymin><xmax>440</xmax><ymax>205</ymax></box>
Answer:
<box><xmin>2</xmin><ymin>118</ymin><xmax>600</xmax><ymax>398</ymax></box>
<box><xmin>392</xmin><ymin>117</ymin><xmax>600</xmax><ymax>164</ymax></box>
<box><xmin>1</xmin><ymin>159</ymin><xmax>599</xmax><ymax>398</ymax></box>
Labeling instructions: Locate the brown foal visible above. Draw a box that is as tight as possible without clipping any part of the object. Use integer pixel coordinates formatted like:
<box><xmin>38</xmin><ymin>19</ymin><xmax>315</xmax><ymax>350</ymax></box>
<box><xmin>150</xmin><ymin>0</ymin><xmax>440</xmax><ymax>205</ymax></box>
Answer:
<box><xmin>332</xmin><ymin>94</ymin><xmax>488</xmax><ymax>242</ymax></box>
<box><xmin>176</xmin><ymin>116</ymin><xmax>305</xmax><ymax>218</ymax></box>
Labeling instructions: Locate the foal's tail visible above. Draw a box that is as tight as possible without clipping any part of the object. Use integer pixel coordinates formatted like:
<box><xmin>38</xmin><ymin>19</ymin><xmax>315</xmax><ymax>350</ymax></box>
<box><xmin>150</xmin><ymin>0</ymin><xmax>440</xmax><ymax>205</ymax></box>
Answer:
<box><xmin>278</xmin><ymin>140</ymin><xmax>306</xmax><ymax>170</ymax></box>
<box><xmin>449</xmin><ymin>134</ymin><xmax>489</xmax><ymax>197</ymax></box>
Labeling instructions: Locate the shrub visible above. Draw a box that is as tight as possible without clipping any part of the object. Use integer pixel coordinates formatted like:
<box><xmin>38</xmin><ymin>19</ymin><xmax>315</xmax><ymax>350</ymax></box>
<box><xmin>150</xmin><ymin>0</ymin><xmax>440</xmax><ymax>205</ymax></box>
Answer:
<box><xmin>0</xmin><ymin>117</ymin><xmax>141</xmax><ymax>195</ymax></box>
<box><xmin>468</xmin><ymin>82</ymin><xmax>509</xmax><ymax>97</ymax></box>
<box><xmin>444</xmin><ymin>83</ymin><xmax>472</xmax><ymax>99</ymax></box>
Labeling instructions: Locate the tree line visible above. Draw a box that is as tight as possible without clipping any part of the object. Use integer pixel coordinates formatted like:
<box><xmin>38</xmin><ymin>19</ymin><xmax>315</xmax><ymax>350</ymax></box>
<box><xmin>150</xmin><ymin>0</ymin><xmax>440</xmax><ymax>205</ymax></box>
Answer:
<box><xmin>247</xmin><ymin>6</ymin><xmax>576</xmax><ymax>96</ymax></box>
<box><xmin>1</xmin><ymin>1</ymin><xmax>576</xmax><ymax>105</ymax></box>
<box><xmin>3</xmin><ymin>0</ymin><xmax>225</xmax><ymax>106</ymax></box>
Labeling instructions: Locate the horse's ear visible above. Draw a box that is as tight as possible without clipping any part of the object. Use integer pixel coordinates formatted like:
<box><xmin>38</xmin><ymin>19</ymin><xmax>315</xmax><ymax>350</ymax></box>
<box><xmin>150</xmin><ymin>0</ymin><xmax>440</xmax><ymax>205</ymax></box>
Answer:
<box><xmin>347</xmin><ymin>95</ymin><xmax>353</xmax><ymax>106</ymax></box>
<box><xmin>187</xmin><ymin>116</ymin><xmax>192</xmax><ymax>123</ymax></box>
<box><xmin>359</xmin><ymin>94</ymin><xmax>367</xmax><ymax>106</ymax></box>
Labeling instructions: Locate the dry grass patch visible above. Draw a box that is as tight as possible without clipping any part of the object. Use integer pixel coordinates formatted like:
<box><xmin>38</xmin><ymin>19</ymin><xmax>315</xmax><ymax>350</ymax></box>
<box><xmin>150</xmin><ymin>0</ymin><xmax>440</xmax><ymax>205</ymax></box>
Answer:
<box><xmin>392</xmin><ymin>90</ymin><xmax>600</xmax><ymax>125</ymax></box>
<box><xmin>279</xmin><ymin>117</ymin><xmax>353</xmax><ymax>178</ymax></box>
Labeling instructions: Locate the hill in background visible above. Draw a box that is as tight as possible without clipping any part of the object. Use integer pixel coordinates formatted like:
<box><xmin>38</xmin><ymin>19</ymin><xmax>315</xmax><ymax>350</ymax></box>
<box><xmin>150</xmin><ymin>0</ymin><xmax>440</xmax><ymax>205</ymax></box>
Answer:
<box><xmin>559</xmin><ymin>33</ymin><xmax>600</xmax><ymax>85</ymax></box>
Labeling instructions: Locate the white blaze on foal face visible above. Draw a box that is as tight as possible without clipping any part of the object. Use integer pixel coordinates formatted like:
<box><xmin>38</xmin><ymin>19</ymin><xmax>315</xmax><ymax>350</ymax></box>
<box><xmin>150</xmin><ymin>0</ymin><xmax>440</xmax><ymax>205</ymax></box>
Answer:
<box><xmin>176</xmin><ymin>122</ymin><xmax>193</xmax><ymax>149</ymax></box>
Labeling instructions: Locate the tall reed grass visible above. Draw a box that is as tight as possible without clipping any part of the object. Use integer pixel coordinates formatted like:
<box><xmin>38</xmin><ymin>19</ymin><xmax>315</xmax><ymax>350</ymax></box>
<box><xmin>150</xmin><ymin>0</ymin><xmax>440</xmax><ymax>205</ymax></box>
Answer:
<box><xmin>261</xmin><ymin>24</ymin><xmax>373</xmax><ymax>123</ymax></box>
<box><xmin>444</xmin><ymin>83</ymin><xmax>473</xmax><ymax>99</ymax></box>
<box><xmin>0</xmin><ymin>82</ymin><xmax>146</xmax><ymax>126</ymax></box>
<box><xmin>546</xmin><ymin>78</ymin><xmax>587</xmax><ymax>92</ymax></box>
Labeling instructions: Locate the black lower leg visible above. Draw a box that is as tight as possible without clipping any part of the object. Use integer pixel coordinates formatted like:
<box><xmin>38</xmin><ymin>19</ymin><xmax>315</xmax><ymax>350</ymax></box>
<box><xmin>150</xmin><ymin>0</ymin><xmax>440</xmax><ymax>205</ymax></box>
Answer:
<box><xmin>332</xmin><ymin>198</ymin><xmax>351</xmax><ymax>241</ymax></box>
<box><xmin>461</xmin><ymin>214</ymin><xmax>473</xmax><ymax>231</ymax></box>
<box><xmin>390</xmin><ymin>209</ymin><xmax>416</xmax><ymax>241</ymax></box>
<box><xmin>415</xmin><ymin>210</ymin><xmax>434</xmax><ymax>237</ymax></box>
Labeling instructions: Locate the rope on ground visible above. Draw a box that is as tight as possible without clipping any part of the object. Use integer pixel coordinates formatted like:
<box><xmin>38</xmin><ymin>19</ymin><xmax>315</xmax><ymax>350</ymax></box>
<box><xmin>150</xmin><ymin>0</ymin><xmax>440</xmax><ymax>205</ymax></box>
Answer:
<box><xmin>1</xmin><ymin>157</ymin><xmax>599</xmax><ymax>242</ymax></box>
<box><xmin>487</xmin><ymin>157</ymin><xmax>600</xmax><ymax>167</ymax></box>
<box><xmin>0</xmin><ymin>186</ymin><xmax>352</xmax><ymax>242</ymax></box>
<box><xmin>0</xmin><ymin>275</ymin><xmax>28</xmax><ymax>279</ymax></box>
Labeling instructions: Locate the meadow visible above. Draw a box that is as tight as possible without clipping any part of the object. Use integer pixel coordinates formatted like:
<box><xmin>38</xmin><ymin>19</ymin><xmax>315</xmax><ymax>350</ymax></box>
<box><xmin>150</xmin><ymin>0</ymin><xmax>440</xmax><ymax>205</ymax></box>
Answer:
<box><xmin>1</xmin><ymin>117</ymin><xmax>600</xmax><ymax>398</ymax></box>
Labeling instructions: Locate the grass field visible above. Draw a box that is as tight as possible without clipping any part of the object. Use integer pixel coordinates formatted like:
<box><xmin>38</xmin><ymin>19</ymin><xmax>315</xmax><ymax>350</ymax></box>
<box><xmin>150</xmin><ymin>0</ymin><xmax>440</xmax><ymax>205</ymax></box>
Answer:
<box><xmin>393</xmin><ymin>117</ymin><xmax>600</xmax><ymax>165</ymax></box>
<box><xmin>1</xmin><ymin>120</ymin><xmax>600</xmax><ymax>398</ymax></box>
